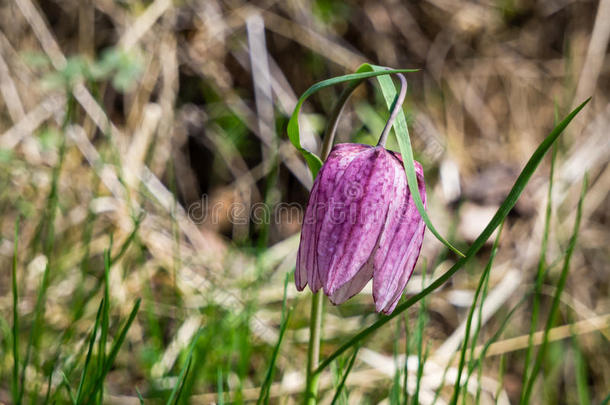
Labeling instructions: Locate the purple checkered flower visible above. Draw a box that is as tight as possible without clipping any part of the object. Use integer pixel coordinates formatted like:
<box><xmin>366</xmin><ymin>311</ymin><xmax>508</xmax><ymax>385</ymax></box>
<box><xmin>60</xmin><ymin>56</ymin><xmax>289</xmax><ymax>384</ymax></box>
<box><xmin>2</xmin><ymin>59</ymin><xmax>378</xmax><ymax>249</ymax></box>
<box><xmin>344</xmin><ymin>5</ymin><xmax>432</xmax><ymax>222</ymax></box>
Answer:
<box><xmin>296</xmin><ymin>143</ymin><xmax>426</xmax><ymax>314</ymax></box>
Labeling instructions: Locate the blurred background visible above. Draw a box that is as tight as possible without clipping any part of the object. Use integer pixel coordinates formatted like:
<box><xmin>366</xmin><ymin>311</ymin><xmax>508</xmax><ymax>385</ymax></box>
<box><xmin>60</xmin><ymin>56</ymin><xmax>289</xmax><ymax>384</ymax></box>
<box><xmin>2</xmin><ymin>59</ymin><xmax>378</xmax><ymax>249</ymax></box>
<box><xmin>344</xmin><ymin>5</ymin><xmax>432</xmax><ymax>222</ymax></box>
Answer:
<box><xmin>0</xmin><ymin>0</ymin><xmax>608</xmax><ymax>403</ymax></box>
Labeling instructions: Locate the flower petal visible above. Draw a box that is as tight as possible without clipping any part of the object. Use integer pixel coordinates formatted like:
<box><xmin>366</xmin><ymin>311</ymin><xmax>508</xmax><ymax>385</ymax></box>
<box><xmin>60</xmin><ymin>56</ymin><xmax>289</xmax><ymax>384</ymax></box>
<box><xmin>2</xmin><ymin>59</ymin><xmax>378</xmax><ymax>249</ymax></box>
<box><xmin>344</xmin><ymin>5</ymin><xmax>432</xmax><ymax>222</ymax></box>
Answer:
<box><xmin>320</xmin><ymin>147</ymin><xmax>395</xmax><ymax>297</ymax></box>
<box><xmin>296</xmin><ymin>143</ymin><xmax>370</xmax><ymax>291</ymax></box>
<box><xmin>373</xmin><ymin>158</ymin><xmax>426</xmax><ymax>314</ymax></box>
<box><xmin>328</xmin><ymin>256</ymin><xmax>374</xmax><ymax>305</ymax></box>
<box><xmin>296</xmin><ymin>179</ymin><xmax>320</xmax><ymax>290</ymax></box>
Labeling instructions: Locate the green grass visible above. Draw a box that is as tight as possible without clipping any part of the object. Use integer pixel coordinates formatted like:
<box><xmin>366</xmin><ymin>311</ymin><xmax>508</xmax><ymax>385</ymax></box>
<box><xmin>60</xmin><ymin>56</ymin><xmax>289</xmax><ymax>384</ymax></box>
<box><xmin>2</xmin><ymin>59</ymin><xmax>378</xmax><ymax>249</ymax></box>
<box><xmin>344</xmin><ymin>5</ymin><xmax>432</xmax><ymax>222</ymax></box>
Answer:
<box><xmin>451</xmin><ymin>221</ymin><xmax>504</xmax><ymax>404</ymax></box>
<box><xmin>521</xmin><ymin>175</ymin><xmax>588</xmax><ymax>403</ymax></box>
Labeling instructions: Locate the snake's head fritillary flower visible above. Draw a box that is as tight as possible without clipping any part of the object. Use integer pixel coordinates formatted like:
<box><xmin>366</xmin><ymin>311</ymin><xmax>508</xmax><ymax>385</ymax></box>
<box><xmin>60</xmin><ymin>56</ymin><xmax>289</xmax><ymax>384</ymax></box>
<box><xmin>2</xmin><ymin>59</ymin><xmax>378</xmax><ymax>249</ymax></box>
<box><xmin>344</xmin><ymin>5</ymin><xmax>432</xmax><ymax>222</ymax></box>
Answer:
<box><xmin>295</xmin><ymin>143</ymin><xmax>426</xmax><ymax>314</ymax></box>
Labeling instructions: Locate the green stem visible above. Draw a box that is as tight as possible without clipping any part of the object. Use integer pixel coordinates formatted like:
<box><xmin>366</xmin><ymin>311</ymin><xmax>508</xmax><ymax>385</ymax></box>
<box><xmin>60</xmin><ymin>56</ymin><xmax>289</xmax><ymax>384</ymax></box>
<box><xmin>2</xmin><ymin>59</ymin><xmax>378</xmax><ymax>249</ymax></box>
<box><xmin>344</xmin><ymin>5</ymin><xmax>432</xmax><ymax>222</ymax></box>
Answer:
<box><xmin>12</xmin><ymin>218</ymin><xmax>19</xmax><ymax>404</ymax></box>
<box><xmin>377</xmin><ymin>73</ymin><xmax>406</xmax><ymax>148</ymax></box>
<box><xmin>319</xmin><ymin>80</ymin><xmax>361</xmax><ymax>160</ymax></box>
<box><xmin>304</xmin><ymin>292</ymin><xmax>324</xmax><ymax>404</ymax></box>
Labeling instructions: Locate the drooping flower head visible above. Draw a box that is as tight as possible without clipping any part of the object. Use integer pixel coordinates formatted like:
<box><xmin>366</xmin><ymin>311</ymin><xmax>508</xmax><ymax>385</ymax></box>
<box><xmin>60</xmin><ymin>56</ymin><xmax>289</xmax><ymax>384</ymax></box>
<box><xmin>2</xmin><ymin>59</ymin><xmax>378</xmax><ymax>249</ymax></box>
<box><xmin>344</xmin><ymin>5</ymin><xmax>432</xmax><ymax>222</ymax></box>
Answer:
<box><xmin>295</xmin><ymin>143</ymin><xmax>426</xmax><ymax>314</ymax></box>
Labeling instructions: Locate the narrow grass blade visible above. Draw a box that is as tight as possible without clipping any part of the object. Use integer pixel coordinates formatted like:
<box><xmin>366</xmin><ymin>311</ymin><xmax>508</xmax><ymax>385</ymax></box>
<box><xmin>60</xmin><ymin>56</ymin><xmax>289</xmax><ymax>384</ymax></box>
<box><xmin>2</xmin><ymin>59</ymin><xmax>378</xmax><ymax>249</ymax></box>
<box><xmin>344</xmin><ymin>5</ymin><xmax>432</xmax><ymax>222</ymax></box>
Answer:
<box><xmin>172</xmin><ymin>360</ymin><xmax>192</xmax><ymax>405</ymax></box>
<box><xmin>450</xmin><ymin>221</ymin><xmax>504</xmax><ymax>404</ymax></box>
<box><xmin>97</xmin><ymin>249</ymin><xmax>111</xmax><ymax>403</ymax></box>
<box><xmin>257</xmin><ymin>274</ymin><xmax>292</xmax><ymax>405</ymax></box>
<box><xmin>391</xmin><ymin>322</ymin><xmax>402</xmax><ymax>405</ymax></box>
<box><xmin>330</xmin><ymin>345</ymin><xmax>359</xmax><ymax>405</ymax></box>
<box><xmin>19</xmin><ymin>117</ymin><xmax>70</xmax><ymax>404</ymax></box>
<box><xmin>61</xmin><ymin>371</ymin><xmax>77</xmax><ymax>404</ymax></box>
<box><xmin>11</xmin><ymin>218</ymin><xmax>19</xmax><ymax>403</ymax></box>
<box><xmin>79</xmin><ymin>176</ymin><xmax>100</xmax><ymax>274</ymax></box>
<box><xmin>431</xmin><ymin>350</ymin><xmax>458</xmax><ymax>405</ymax></box>
<box><xmin>521</xmin><ymin>175</ymin><xmax>588</xmax><ymax>403</ymax></box>
<box><xmin>75</xmin><ymin>298</ymin><xmax>105</xmax><ymax>403</ymax></box>
<box><xmin>166</xmin><ymin>329</ymin><xmax>201</xmax><ymax>405</ymax></box>
<box><xmin>468</xmin><ymin>294</ymin><xmax>530</xmax><ymax>374</ymax></box>
<box><xmin>86</xmin><ymin>298</ymin><xmax>141</xmax><ymax>403</ymax></box>
<box><xmin>402</xmin><ymin>314</ymin><xmax>410</xmax><ymax>405</ymax></box>
<box><xmin>287</xmin><ymin>68</ymin><xmax>418</xmax><ymax>177</ymax></box>
<box><xmin>411</xmin><ymin>265</ymin><xmax>428</xmax><ymax>405</ymax></box>
<box><xmin>572</xmin><ymin>336</ymin><xmax>591</xmax><ymax>405</ymax></box>
<box><xmin>19</xmin><ymin>260</ymin><xmax>52</xmax><ymax>405</ymax></box>
<box><xmin>217</xmin><ymin>368</ymin><xmax>225</xmax><ymax>405</ymax></box>
<box><xmin>110</xmin><ymin>212</ymin><xmax>144</xmax><ymax>265</ymax></box>
<box><xmin>495</xmin><ymin>353</ymin><xmax>507</xmax><ymax>404</ymax></box>
<box><xmin>315</xmin><ymin>98</ymin><xmax>590</xmax><ymax>374</ymax></box>
<box><xmin>521</xmin><ymin>142</ymin><xmax>558</xmax><ymax>394</ymax></box>
<box><xmin>136</xmin><ymin>387</ymin><xmax>144</xmax><ymax>405</ymax></box>
<box><xmin>471</xmin><ymin>230</ymin><xmax>494</xmax><ymax>404</ymax></box>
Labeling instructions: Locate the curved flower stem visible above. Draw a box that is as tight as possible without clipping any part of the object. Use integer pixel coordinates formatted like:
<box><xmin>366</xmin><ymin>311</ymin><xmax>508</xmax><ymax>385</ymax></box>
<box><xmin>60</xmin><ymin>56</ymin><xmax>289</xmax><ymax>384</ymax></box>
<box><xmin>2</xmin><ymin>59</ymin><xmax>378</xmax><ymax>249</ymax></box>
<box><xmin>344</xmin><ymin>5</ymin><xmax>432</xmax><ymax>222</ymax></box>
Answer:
<box><xmin>377</xmin><ymin>73</ymin><xmax>407</xmax><ymax>148</ymax></box>
<box><xmin>319</xmin><ymin>79</ymin><xmax>362</xmax><ymax>160</ymax></box>
<box><xmin>304</xmin><ymin>291</ymin><xmax>324</xmax><ymax>404</ymax></box>
<box><xmin>320</xmin><ymin>71</ymin><xmax>407</xmax><ymax>157</ymax></box>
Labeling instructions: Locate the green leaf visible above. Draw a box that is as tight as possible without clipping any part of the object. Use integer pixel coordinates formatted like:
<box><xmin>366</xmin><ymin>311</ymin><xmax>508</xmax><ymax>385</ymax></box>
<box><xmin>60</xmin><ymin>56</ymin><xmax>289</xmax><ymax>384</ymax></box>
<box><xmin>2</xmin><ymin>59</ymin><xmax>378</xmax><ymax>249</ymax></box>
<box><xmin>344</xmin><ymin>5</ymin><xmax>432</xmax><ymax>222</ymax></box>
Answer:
<box><xmin>287</xmin><ymin>68</ymin><xmax>418</xmax><ymax>178</ymax></box>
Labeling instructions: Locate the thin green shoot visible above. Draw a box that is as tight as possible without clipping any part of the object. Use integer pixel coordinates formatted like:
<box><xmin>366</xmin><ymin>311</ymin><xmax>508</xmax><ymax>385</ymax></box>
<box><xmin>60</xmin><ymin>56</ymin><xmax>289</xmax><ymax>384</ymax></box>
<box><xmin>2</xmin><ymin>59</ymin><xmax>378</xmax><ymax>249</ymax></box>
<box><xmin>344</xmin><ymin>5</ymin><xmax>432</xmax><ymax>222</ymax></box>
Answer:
<box><xmin>217</xmin><ymin>368</ymin><xmax>225</xmax><ymax>405</ymax></box>
<box><xmin>572</xmin><ymin>335</ymin><xmax>591</xmax><ymax>405</ymax></box>
<box><xmin>495</xmin><ymin>354</ymin><xmax>506</xmax><ymax>404</ymax></box>
<box><xmin>521</xmin><ymin>142</ymin><xmax>558</xmax><ymax>397</ymax></box>
<box><xmin>166</xmin><ymin>329</ymin><xmax>201</xmax><ymax>405</ymax></box>
<box><xmin>391</xmin><ymin>321</ymin><xmax>401</xmax><ymax>405</ymax></box>
<box><xmin>402</xmin><ymin>313</ymin><xmax>410</xmax><ymax>405</ymax></box>
<box><xmin>521</xmin><ymin>175</ymin><xmax>588</xmax><ymax>402</ymax></box>
<box><xmin>110</xmin><ymin>212</ymin><xmax>145</xmax><ymax>266</ymax></box>
<box><xmin>136</xmin><ymin>387</ymin><xmax>144</xmax><ymax>405</ymax></box>
<box><xmin>431</xmin><ymin>350</ymin><xmax>458</xmax><ymax>405</ymax></box>
<box><xmin>172</xmin><ymin>360</ymin><xmax>192</xmax><ymax>405</ymax></box>
<box><xmin>450</xmin><ymin>221</ymin><xmax>505</xmax><ymax>404</ymax></box>
<box><xmin>97</xmin><ymin>248</ymin><xmax>112</xmax><ymax>404</ymax></box>
<box><xmin>412</xmin><ymin>264</ymin><xmax>428</xmax><ymax>405</ymax></box>
<box><xmin>472</xmin><ymin>240</ymin><xmax>492</xmax><ymax>405</ymax></box>
<box><xmin>330</xmin><ymin>345</ymin><xmax>359</xmax><ymax>405</ymax></box>
<box><xmin>19</xmin><ymin>94</ymin><xmax>75</xmax><ymax>405</ymax></box>
<box><xmin>11</xmin><ymin>218</ymin><xmax>20</xmax><ymax>403</ymax></box>
<box><xmin>257</xmin><ymin>274</ymin><xmax>292</xmax><ymax>405</ymax></box>
<box><xmin>75</xmin><ymin>298</ymin><xmax>105</xmax><ymax>403</ymax></box>
<box><xmin>61</xmin><ymin>371</ymin><xmax>77</xmax><ymax>405</ymax></box>
<box><xmin>85</xmin><ymin>297</ymin><xmax>141</xmax><ymax>403</ymax></box>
